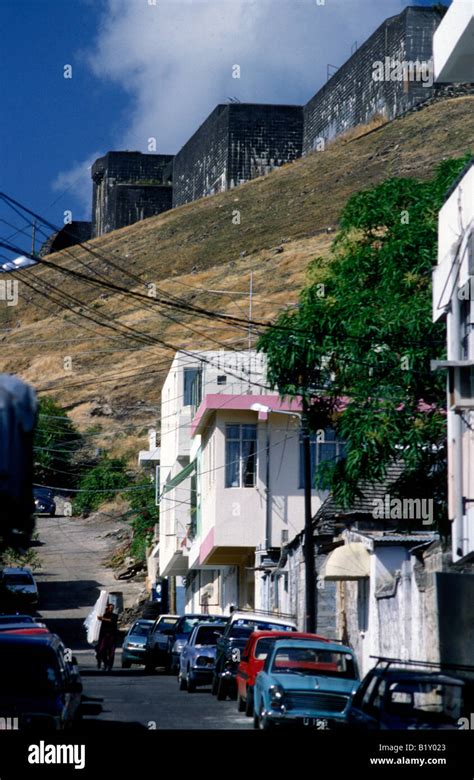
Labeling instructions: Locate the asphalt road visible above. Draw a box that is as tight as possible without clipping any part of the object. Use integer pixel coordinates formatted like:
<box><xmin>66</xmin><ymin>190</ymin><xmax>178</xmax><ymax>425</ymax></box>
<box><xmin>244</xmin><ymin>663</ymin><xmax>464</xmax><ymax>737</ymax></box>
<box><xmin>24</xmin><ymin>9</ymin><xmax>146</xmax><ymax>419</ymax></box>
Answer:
<box><xmin>78</xmin><ymin>652</ymin><xmax>251</xmax><ymax>731</ymax></box>
<box><xmin>33</xmin><ymin>513</ymin><xmax>250</xmax><ymax>731</ymax></box>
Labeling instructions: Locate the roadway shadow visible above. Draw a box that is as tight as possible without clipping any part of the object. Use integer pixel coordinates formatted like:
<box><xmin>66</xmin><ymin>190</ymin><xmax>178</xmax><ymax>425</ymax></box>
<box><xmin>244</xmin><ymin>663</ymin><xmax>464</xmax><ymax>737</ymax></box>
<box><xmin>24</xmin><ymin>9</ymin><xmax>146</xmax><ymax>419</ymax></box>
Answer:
<box><xmin>37</xmin><ymin>579</ymin><xmax>103</xmax><ymax>611</ymax></box>
<box><xmin>75</xmin><ymin>719</ymin><xmax>148</xmax><ymax>732</ymax></box>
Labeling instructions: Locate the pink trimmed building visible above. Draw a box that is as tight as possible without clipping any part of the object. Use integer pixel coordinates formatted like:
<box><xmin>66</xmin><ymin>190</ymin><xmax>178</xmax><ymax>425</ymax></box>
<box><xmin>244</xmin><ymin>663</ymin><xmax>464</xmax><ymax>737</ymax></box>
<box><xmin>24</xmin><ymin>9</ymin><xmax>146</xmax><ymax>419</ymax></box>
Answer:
<box><xmin>153</xmin><ymin>350</ymin><xmax>341</xmax><ymax>616</ymax></box>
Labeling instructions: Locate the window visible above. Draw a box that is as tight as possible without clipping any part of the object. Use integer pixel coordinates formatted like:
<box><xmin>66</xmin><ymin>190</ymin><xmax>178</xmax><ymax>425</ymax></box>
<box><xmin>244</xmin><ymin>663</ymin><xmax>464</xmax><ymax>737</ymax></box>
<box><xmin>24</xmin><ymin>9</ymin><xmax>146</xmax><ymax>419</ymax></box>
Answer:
<box><xmin>299</xmin><ymin>427</ymin><xmax>346</xmax><ymax>488</ymax></box>
<box><xmin>225</xmin><ymin>424</ymin><xmax>257</xmax><ymax>488</ymax></box>
<box><xmin>183</xmin><ymin>367</ymin><xmax>200</xmax><ymax>406</ymax></box>
<box><xmin>217</xmin><ymin>375</ymin><xmax>227</xmax><ymax>385</ymax></box>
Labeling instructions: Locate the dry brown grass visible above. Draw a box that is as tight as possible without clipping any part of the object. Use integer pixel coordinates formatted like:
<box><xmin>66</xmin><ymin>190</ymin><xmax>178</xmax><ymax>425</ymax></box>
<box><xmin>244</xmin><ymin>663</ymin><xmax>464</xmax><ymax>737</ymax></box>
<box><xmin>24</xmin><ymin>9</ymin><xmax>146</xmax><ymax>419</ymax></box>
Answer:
<box><xmin>0</xmin><ymin>97</ymin><xmax>473</xmax><ymax>457</ymax></box>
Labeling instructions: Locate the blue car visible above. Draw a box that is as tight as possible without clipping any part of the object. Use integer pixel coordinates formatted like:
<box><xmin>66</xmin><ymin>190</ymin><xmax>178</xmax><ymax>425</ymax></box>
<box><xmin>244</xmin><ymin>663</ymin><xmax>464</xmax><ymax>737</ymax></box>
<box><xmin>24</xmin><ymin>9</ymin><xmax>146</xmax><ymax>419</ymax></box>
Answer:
<box><xmin>0</xmin><ymin>633</ymin><xmax>83</xmax><ymax>731</ymax></box>
<box><xmin>121</xmin><ymin>619</ymin><xmax>155</xmax><ymax>668</ymax></box>
<box><xmin>167</xmin><ymin>614</ymin><xmax>223</xmax><ymax>674</ymax></box>
<box><xmin>178</xmin><ymin>622</ymin><xmax>227</xmax><ymax>692</ymax></box>
<box><xmin>253</xmin><ymin>638</ymin><xmax>359</xmax><ymax>730</ymax></box>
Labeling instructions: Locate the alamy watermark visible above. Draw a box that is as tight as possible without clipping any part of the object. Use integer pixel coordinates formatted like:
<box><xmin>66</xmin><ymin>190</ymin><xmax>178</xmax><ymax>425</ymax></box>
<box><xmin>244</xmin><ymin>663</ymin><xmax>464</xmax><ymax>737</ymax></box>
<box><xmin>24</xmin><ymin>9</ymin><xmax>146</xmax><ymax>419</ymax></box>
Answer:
<box><xmin>372</xmin><ymin>494</ymin><xmax>434</xmax><ymax>525</ymax></box>
<box><xmin>372</xmin><ymin>57</ymin><xmax>434</xmax><ymax>88</ymax></box>
<box><xmin>0</xmin><ymin>279</ymin><xmax>18</xmax><ymax>306</ymax></box>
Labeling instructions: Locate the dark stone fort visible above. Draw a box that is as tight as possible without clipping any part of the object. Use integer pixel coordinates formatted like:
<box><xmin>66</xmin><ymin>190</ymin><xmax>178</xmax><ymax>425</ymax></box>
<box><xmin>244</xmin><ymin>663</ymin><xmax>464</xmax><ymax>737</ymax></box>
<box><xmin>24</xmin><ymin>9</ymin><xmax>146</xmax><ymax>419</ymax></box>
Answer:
<box><xmin>41</xmin><ymin>5</ymin><xmax>472</xmax><ymax>250</ymax></box>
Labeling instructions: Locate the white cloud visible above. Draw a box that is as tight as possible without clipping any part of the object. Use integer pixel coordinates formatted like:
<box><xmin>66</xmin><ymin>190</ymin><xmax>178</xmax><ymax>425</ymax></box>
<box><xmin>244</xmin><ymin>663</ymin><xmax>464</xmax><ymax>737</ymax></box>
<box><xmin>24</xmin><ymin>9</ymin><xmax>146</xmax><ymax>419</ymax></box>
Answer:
<box><xmin>86</xmin><ymin>0</ymin><xmax>407</xmax><ymax>153</ymax></box>
<box><xmin>53</xmin><ymin>0</ymin><xmax>407</xmax><ymax>215</ymax></box>
<box><xmin>51</xmin><ymin>151</ymin><xmax>102</xmax><ymax>220</ymax></box>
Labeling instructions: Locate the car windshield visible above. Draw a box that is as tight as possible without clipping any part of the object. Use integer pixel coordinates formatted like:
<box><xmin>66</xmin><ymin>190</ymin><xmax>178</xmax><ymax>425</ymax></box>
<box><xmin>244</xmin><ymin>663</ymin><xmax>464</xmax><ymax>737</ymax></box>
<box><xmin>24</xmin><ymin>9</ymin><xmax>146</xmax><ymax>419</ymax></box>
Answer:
<box><xmin>194</xmin><ymin>626</ymin><xmax>224</xmax><ymax>646</ymax></box>
<box><xmin>387</xmin><ymin>680</ymin><xmax>464</xmax><ymax>722</ymax></box>
<box><xmin>130</xmin><ymin>623</ymin><xmax>153</xmax><ymax>637</ymax></box>
<box><xmin>34</xmin><ymin>489</ymin><xmax>53</xmax><ymax>499</ymax></box>
<box><xmin>4</xmin><ymin>574</ymin><xmax>33</xmax><ymax>586</ymax></box>
<box><xmin>180</xmin><ymin>615</ymin><xmax>219</xmax><ymax>634</ymax></box>
<box><xmin>0</xmin><ymin>648</ymin><xmax>61</xmax><ymax>693</ymax></box>
<box><xmin>271</xmin><ymin>647</ymin><xmax>357</xmax><ymax>678</ymax></box>
<box><xmin>254</xmin><ymin>637</ymin><xmax>276</xmax><ymax>660</ymax></box>
<box><xmin>154</xmin><ymin>618</ymin><xmax>178</xmax><ymax>633</ymax></box>
<box><xmin>230</xmin><ymin>620</ymin><xmax>293</xmax><ymax>639</ymax></box>
<box><xmin>0</xmin><ymin>616</ymin><xmax>34</xmax><ymax>624</ymax></box>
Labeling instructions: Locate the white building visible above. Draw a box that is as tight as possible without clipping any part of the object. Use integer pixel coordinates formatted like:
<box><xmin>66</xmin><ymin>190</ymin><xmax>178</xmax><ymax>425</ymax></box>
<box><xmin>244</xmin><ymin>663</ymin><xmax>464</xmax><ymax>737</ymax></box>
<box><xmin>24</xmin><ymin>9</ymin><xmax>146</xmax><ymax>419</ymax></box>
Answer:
<box><xmin>433</xmin><ymin>0</ymin><xmax>474</xmax><ymax>83</ymax></box>
<box><xmin>155</xmin><ymin>349</ymin><xmax>337</xmax><ymax>616</ymax></box>
<box><xmin>432</xmin><ymin>0</ymin><xmax>474</xmax><ymax>563</ymax></box>
<box><xmin>432</xmin><ymin>159</ymin><xmax>474</xmax><ymax>562</ymax></box>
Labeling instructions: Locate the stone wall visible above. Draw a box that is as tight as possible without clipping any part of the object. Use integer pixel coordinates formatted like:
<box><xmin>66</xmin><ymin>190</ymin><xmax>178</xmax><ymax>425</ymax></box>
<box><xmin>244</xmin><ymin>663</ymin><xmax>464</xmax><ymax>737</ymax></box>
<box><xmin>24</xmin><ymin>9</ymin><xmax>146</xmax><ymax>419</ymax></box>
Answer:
<box><xmin>172</xmin><ymin>103</ymin><xmax>303</xmax><ymax>207</ymax></box>
<box><xmin>91</xmin><ymin>151</ymin><xmax>174</xmax><ymax>237</ymax></box>
<box><xmin>303</xmin><ymin>6</ymin><xmax>445</xmax><ymax>153</ymax></box>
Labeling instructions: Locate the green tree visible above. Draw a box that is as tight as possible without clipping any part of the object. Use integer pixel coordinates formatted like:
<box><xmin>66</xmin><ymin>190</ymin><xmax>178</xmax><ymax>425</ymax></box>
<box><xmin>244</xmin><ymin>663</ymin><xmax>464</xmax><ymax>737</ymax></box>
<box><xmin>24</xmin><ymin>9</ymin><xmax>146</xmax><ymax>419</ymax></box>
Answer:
<box><xmin>34</xmin><ymin>397</ymin><xmax>81</xmax><ymax>489</ymax></box>
<box><xmin>128</xmin><ymin>478</ymin><xmax>158</xmax><ymax>562</ymax></box>
<box><xmin>72</xmin><ymin>457</ymin><xmax>129</xmax><ymax>515</ymax></box>
<box><xmin>258</xmin><ymin>154</ymin><xmax>472</xmax><ymax>525</ymax></box>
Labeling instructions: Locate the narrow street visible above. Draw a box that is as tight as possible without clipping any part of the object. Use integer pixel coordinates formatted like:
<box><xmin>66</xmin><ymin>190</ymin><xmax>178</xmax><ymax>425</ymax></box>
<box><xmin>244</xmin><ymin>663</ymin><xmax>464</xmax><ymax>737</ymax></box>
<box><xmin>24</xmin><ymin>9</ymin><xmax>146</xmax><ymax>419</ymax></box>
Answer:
<box><xmin>34</xmin><ymin>512</ymin><xmax>249</xmax><ymax>730</ymax></box>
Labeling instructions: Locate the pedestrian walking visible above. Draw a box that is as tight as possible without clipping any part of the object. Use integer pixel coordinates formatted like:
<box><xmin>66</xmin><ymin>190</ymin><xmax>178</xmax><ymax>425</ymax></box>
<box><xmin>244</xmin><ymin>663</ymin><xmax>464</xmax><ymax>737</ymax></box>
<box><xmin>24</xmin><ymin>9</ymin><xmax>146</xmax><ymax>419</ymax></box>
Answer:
<box><xmin>96</xmin><ymin>603</ymin><xmax>118</xmax><ymax>671</ymax></box>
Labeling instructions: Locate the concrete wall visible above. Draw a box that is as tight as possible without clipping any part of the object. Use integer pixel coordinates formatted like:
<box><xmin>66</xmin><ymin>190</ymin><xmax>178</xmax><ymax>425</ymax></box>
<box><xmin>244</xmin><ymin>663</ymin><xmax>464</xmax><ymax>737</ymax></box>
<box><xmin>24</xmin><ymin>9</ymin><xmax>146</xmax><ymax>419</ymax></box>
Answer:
<box><xmin>303</xmin><ymin>7</ymin><xmax>444</xmax><ymax>153</ymax></box>
<box><xmin>91</xmin><ymin>151</ymin><xmax>174</xmax><ymax>237</ymax></box>
<box><xmin>172</xmin><ymin>105</ymin><xmax>230</xmax><ymax>207</ymax></box>
<box><xmin>172</xmin><ymin>103</ymin><xmax>303</xmax><ymax>207</ymax></box>
<box><xmin>339</xmin><ymin>541</ymin><xmax>474</xmax><ymax>677</ymax></box>
<box><xmin>283</xmin><ymin>543</ymin><xmax>337</xmax><ymax>634</ymax></box>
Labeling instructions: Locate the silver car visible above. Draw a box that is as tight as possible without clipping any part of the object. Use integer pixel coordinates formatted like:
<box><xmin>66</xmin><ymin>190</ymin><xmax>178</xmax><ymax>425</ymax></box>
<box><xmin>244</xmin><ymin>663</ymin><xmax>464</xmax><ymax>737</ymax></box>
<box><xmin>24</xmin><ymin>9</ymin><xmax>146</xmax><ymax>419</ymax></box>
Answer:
<box><xmin>0</xmin><ymin>567</ymin><xmax>39</xmax><ymax>610</ymax></box>
<box><xmin>178</xmin><ymin>622</ymin><xmax>227</xmax><ymax>692</ymax></box>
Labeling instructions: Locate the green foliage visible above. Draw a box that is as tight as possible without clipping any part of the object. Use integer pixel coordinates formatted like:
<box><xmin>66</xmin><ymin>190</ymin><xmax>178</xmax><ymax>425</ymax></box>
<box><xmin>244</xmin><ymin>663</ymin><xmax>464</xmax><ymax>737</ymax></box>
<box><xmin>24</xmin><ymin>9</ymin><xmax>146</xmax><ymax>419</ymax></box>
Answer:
<box><xmin>34</xmin><ymin>397</ymin><xmax>81</xmax><ymax>489</ymax></box>
<box><xmin>128</xmin><ymin>478</ymin><xmax>158</xmax><ymax>563</ymax></box>
<box><xmin>72</xmin><ymin>457</ymin><xmax>129</xmax><ymax>515</ymax></box>
<box><xmin>258</xmin><ymin>153</ymin><xmax>472</xmax><ymax>519</ymax></box>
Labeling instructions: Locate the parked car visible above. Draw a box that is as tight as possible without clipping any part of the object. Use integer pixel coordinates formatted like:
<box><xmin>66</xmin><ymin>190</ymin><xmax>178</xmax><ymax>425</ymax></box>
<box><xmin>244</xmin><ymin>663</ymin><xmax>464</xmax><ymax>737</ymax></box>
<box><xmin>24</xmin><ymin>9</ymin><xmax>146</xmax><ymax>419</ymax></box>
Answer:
<box><xmin>346</xmin><ymin>664</ymin><xmax>474</xmax><ymax>730</ymax></box>
<box><xmin>0</xmin><ymin>614</ymin><xmax>41</xmax><ymax>625</ymax></box>
<box><xmin>213</xmin><ymin>611</ymin><xmax>297</xmax><ymax>701</ymax></box>
<box><xmin>237</xmin><ymin>630</ymin><xmax>331</xmax><ymax>716</ymax></box>
<box><xmin>253</xmin><ymin>638</ymin><xmax>359</xmax><ymax>730</ymax></box>
<box><xmin>0</xmin><ymin>567</ymin><xmax>39</xmax><ymax>611</ymax></box>
<box><xmin>0</xmin><ymin>623</ymin><xmax>49</xmax><ymax>635</ymax></box>
<box><xmin>0</xmin><ymin>633</ymin><xmax>83</xmax><ymax>731</ymax></box>
<box><xmin>121</xmin><ymin>619</ymin><xmax>155</xmax><ymax>668</ymax></box>
<box><xmin>178</xmin><ymin>622</ymin><xmax>227</xmax><ymax>692</ymax></box>
<box><xmin>33</xmin><ymin>487</ymin><xmax>56</xmax><ymax>516</ymax></box>
<box><xmin>144</xmin><ymin>614</ymin><xmax>179</xmax><ymax>670</ymax></box>
<box><xmin>167</xmin><ymin>614</ymin><xmax>223</xmax><ymax>674</ymax></box>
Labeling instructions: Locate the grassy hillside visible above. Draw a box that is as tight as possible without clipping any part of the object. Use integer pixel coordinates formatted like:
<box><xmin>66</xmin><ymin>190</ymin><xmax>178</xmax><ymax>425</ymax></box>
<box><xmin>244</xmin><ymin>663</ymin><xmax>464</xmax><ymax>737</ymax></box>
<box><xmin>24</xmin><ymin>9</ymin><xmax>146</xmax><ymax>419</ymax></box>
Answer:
<box><xmin>1</xmin><ymin>96</ymin><xmax>473</xmax><ymax>463</ymax></box>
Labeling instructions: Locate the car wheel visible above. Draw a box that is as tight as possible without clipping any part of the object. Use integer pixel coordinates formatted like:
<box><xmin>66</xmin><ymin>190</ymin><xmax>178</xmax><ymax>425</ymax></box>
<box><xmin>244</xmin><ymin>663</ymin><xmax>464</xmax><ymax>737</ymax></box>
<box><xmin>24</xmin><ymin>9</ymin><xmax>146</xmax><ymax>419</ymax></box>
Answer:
<box><xmin>253</xmin><ymin>706</ymin><xmax>259</xmax><ymax>730</ymax></box>
<box><xmin>237</xmin><ymin>692</ymin><xmax>246</xmax><ymax>713</ymax></box>
<box><xmin>187</xmin><ymin>669</ymin><xmax>196</xmax><ymax>693</ymax></box>
<box><xmin>245</xmin><ymin>688</ymin><xmax>254</xmax><ymax>717</ymax></box>
<box><xmin>178</xmin><ymin>670</ymin><xmax>187</xmax><ymax>691</ymax></box>
<box><xmin>211</xmin><ymin>674</ymin><xmax>218</xmax><ymax>696</ymax></box>
<box><xmin>217</xmin><ymin>677</ymin><xmax>228</xmax><ymax>701</ymax></box>
<box><xmin>121</xmin><ymin>659</ymin><xmax>132</xmax><ymax>669</ymax></box>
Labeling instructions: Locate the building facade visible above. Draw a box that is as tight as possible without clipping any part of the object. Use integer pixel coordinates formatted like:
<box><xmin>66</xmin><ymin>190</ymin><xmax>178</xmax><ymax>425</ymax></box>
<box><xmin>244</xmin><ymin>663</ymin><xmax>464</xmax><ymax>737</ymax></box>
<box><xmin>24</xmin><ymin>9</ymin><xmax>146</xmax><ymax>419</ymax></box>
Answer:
<box><xmin>432</xmin><ymin>0</ymin><xmax>474</xmax><ymax>562</ymax></box>
<box><xmin>154</xmin><ymin>349</ymin><xmax>335</xmax><ymax>616</ymax></box>
<box><xmin>303</xmin><ymin>6</ymin><xmax>446</xmax><ymax>153</ymax></box>
<box><xmin>172</xmin><ymin>103</ymin><xmax>303</xmax><ymax>207</ymax></box>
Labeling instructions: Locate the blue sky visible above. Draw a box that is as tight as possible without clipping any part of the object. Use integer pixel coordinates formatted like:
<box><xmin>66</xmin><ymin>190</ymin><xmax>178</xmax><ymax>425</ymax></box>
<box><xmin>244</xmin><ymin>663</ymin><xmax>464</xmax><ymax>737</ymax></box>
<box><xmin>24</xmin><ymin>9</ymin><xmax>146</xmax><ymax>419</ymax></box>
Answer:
<box><xmin>0</xmin><ymin>0</ymin><xmax>448</xmax><ymax>254</ymax></box>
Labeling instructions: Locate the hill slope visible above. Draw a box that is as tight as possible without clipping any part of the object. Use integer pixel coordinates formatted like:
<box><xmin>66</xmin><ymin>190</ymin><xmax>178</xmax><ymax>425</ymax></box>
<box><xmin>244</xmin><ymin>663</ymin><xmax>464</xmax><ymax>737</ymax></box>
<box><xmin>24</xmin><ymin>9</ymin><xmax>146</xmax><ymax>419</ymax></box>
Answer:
<box><xmin>1</xmin><ymin>96</ymin><xmax>473</xmax><ymax>461</ymax></box>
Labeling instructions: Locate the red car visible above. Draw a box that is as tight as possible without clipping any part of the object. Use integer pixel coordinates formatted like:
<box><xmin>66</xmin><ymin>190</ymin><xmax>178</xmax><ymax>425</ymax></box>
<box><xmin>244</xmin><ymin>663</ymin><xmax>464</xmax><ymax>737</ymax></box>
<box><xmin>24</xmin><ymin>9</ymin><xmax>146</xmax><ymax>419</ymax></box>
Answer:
<box><xmin>236</xmin><ymin>630</ymin><xmax>331</xmax><ymax>717</ymax></box>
